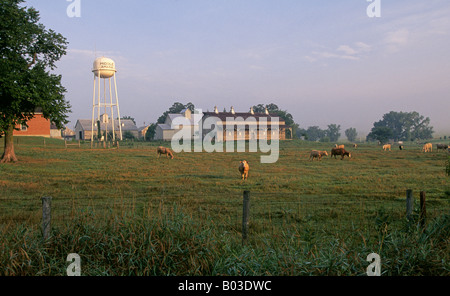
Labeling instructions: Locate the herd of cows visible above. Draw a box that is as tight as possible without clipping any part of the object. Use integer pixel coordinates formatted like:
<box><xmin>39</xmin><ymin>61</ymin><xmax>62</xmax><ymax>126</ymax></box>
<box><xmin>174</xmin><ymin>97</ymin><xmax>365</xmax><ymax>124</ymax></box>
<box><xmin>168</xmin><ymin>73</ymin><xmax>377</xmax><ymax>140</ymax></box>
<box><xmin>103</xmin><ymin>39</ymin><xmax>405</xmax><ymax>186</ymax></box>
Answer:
<box><xmin>155</xmin><ymin>141</ymin><xmax>449</xmax><ymax>181</ymax></box>
<box><xmin>309</xmin><ymin>142</ymin><xmax>449</xmax><ymax>161</ymax></box>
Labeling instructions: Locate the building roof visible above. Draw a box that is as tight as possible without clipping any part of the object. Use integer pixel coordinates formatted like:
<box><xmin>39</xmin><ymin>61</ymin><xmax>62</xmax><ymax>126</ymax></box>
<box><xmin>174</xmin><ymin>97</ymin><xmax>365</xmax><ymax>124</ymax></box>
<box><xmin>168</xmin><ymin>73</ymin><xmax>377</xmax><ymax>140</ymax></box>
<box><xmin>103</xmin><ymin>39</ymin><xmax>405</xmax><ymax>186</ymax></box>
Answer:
<box><xmin>157</xmin><ymin>124</ymin><xmax>172</xmax><ymax>130</ymax></box>
<box><xmin>76</xmin><ymin>119</ymin><xmax>138</xmax><ymax>132</ymax></box>
<box><xmin>202</xmin><ymin>112</ymin><xmax>287</xmax><ymax>127</ymax></box>
<box><xmin>166</xmin><ymin>113</ymin><xmax>202</xmax><ymax>126</ymax></box>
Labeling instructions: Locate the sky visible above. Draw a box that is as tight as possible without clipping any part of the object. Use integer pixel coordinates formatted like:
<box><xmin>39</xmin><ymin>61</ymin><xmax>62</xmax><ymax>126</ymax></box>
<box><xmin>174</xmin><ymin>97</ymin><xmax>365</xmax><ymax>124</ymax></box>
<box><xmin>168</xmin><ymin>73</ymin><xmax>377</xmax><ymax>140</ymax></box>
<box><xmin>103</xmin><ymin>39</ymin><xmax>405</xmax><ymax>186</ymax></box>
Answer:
<box><xmin>23</xmin><ymin>0</ymin><xmax>450</xmax><ymax>137</ymax></box>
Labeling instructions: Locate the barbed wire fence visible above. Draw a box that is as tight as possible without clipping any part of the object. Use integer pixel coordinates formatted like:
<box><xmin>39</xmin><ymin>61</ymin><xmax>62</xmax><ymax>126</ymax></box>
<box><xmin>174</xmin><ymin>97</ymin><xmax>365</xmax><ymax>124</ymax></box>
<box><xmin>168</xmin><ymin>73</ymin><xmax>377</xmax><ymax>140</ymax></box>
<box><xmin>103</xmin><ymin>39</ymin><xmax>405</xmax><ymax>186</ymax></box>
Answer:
<box><xmin>1</xmin><ymin>189</ymin><xmax>449</xmax><ymax>244</ymax></box>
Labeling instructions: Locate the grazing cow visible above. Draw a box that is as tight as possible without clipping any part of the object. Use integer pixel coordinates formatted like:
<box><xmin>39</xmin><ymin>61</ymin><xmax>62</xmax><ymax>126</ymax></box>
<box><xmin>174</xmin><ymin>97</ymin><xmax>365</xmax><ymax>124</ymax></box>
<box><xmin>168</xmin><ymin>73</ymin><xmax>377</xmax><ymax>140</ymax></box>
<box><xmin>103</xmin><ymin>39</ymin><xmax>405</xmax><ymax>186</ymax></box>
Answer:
<box><xmin>334</xmin><ymin>144</ymin><xmax>345</xmax><ymax>149</ymax></box>
<box><xmin>399</xmin><ymin>145</ymin><xmax>404</xmax><ymax>150</ymax></box>
<box><xmin>383</xmin><ymin>144</ymin><xmax>391</xmax><ymax>151</ymax></box>
<box><xmin>331</xmin><ymin>148</ymin><xmax>351</xmax><ymax>160</ymax></box>
<box><xmin>422</xmin><ymin>143</ymin><xmax>432</xmax><ymax>153</ymax></box>
<box><xmin>239</xmin><ymin>160</ymin><xmax>250</xmax><ymax>180</ymax></box>
<box><xmin>157</xmin><ymin>146</ymin><xmax>174</xmax><ymax>159</ymax></box>
<box><xmin>309</xmin><ymin>150</ymin><xmax>328</xmax><ymax>161</ymax></box>
<box><xmin>436</xmin><ymin>144</ymin><xmax>448</xmax><ymax>152</ymax></box>
<box><xmin>353</xmin><ymin>144</ymin><xmax>358</xmax><ymax>149</ymax></box>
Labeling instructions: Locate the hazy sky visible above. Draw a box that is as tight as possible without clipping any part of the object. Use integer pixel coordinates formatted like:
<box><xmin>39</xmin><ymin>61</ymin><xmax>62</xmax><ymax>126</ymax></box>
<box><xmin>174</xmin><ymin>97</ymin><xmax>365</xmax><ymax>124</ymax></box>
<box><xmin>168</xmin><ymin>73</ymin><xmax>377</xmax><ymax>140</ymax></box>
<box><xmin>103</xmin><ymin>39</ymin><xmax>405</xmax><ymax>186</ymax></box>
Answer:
<box><xmin>24</xmin><ymin>0</ymin><xmax>450</xmax><ymax>137</ymax></box>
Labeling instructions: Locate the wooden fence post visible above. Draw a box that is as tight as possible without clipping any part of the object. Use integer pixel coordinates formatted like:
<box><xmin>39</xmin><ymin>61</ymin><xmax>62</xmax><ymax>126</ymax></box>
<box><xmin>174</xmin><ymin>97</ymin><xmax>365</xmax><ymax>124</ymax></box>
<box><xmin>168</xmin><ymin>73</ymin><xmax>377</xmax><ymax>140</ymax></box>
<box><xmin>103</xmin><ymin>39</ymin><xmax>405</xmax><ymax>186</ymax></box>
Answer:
<box><xmin>406</xmin><ymin>189</ymin><xmax>414</xmax><ymax>221</ymax></box>
<box><xmin>242</xmin><ymin>191</ymin><xmax>250</xmax><ymax>245</ymax></box>
<box><xmin>42</xmin><ymin>196</ymin><xmax>52</xmax><ymax>241</ymax></box>
<box><xmin>420</xmin><ymin>191</ymin><xmax>426</xmax><ymax>228</ymax></box>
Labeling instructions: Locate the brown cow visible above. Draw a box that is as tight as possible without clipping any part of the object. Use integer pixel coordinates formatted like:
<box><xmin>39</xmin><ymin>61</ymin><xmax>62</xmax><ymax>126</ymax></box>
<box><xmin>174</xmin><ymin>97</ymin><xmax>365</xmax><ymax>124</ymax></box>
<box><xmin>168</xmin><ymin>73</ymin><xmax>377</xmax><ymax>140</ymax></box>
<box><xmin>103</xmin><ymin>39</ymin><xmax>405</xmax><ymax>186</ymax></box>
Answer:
<box><xmin>334</xmin><ymin>144</ymin><xmax>345</xmax><ymax>149</ymax></box>
<box><xmin>309</xmin><ymin>150</ymin><xmax>328</xmax><ymax>161</ymax></box>
<box><xmin>239</xmin><ymin>160</ymin><xmax>250</xmax><ymax>180</ymax></box>
<box><xmin>157</xmin><ymin>146</ymin><xmax>174</xmax><ymax>159</ymax></box>
<box><xmin>331</xmin><ymin>148</ymin><xmax>351</xmax><ymax>160</ymax></box>
<box><xmin>382</xmin><ymin>144</ymin><xmax>391</xmax><ymax>151</ymax></box>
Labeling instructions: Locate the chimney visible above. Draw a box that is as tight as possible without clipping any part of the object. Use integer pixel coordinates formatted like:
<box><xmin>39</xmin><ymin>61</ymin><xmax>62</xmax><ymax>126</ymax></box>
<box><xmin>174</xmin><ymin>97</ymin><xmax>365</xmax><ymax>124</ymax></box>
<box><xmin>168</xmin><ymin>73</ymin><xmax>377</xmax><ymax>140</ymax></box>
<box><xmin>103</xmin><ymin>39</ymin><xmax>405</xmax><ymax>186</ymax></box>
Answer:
<box><xmin>214</xmin><ymin>106</ymin><xmax>219</xmax><ymax>114</ymax></box>
<box><xmin>231</xmin><ymin>106</ymin><xmax>235</xmax><ymax>114</ymax></box>
<box><xmin>250</xmin><ymin>107</ymin><xmax>255</xmax><ymax>115</ymax></box>
<box><xmin>265</xmin><ymin>107</ymin><xmax>269</xmax><ymax>115</ymax></box>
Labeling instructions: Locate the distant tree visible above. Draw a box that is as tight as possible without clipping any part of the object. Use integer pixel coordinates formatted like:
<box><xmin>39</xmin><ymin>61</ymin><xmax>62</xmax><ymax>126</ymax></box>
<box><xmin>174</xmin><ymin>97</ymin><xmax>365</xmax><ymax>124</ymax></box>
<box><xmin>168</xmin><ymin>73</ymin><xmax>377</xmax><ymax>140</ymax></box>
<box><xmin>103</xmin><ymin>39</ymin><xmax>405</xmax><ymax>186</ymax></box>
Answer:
<box><xmin>366</xmin><ymin>127</ymin><xmax>394</xmax><ymax>144</ymax></box>
<box><xmin>145</xmin><ymin>123</ymin><xmax>157</xmax><ymax>141</ymax></box>
<box><xmin>0</xmin><ymin>0</ymin><xmax>70</xmax><ymax>163</ymax></box>
<box><xmin>251</xmin><ymin>103</ymin><xmax>296</xmax><ymax>138</ymax></box>
<box><xmin>121</xmin><ymin>116</ymin><xmax>136</xmax><ymax>125</ymax></box>
<box><xmin>296</xmin><ymin>127</ymin><xmax>308</xmax><ymax>140</ymax></box>
<box><xmin>123</xmin><ymin>131</ymin><xmax>135</xmax><ymax>140</ymax></box>
<box><xmin>326</xmin><ymin>124</ymin><xmax>341</xmax><ymax>142</ymax></box>
<box><xmin>157</xmin><ymin>102</ymin><xmax>195</xmax><ymax>124</ymax></box>
<box><xmin>305</xmin><ymin>126</ymin><xmax>326</xmax><ymax>141</ymax></box>
<box><xmin>371</xmin><ymin>111</ymin><xmax>434</xmax><ymax>141</ymax></box>
<box><xmin>345</xmin><ymin>128</ymin><xmax>358</xmax><ymax>142</ymax></box>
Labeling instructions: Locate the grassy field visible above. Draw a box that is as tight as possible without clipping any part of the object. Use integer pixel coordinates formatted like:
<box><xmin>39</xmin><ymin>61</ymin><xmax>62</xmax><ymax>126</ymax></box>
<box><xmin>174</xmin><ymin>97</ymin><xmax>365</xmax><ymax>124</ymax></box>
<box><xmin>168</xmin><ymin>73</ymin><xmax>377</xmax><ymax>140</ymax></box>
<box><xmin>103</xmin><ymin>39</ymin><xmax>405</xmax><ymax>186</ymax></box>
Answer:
<box><xmin>0</xmin><ymin>137</ymin><xmax>449</xmax><ymax>276</ymax></box>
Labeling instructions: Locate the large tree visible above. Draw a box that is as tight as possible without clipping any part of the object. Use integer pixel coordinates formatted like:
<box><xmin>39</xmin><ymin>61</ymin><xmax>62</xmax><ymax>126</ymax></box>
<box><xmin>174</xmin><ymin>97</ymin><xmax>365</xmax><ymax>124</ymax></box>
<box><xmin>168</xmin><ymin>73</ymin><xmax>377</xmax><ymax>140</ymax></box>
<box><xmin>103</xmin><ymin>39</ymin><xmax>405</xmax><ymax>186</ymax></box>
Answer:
<box><xmin>366</xmin><ymin>127</ymin><xmax>393</xmax><ymax>144</ymax></box>
<box><xmin>0</xmin><ymin>0</ymin><xmax>70</xmax><ymax>163</ymax></box>
<box><xmin>369</xmin><ymin>111</ymin><xmax>434</xmax><ymax>142</ymax></box>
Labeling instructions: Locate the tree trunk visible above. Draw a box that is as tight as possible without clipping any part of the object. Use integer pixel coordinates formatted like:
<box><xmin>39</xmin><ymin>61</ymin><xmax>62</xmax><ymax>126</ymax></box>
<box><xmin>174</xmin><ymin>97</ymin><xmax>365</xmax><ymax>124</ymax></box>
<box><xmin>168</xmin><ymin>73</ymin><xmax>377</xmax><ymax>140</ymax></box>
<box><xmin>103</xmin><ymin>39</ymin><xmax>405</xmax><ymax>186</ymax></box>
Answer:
<box><xmin>1</xmin><ymin>124</ymin><xmax>18</xmax><ymax>163</ymax></box>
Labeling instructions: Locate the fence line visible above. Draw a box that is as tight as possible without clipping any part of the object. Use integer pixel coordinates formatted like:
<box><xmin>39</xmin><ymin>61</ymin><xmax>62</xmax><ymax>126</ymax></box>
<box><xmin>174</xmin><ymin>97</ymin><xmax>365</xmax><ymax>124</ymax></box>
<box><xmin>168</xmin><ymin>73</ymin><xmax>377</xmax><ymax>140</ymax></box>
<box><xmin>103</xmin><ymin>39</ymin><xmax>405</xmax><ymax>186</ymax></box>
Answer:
<box><xmin>1</xmin><ymin>190</ymin><xmax>449</xmax><ymax>245</ymax></box>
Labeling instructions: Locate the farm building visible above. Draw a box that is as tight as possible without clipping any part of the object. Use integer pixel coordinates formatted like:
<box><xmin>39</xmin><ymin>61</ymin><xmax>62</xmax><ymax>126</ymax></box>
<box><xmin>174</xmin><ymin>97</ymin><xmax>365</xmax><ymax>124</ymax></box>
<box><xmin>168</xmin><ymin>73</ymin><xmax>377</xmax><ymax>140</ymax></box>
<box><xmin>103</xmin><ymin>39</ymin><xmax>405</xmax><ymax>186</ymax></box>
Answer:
<box><xmin>138</xmin><ymin>125</ymin><xmax>151</xmax><ymax>140</ymax></box>
<box><xmin>202</xmin><ymin>106</ymin><xmax>288</xmax><ymax>141</ymax></box>
<box><xmin>74</xmin><ymin>113</ymin><xmax>139</xmax><ymax>141</ymax></box>
<box><xmin>61</xmin><ymin>127</ymin><xmax>76</xmax><ymax>140</ymax></box>
<box><xmin>12</xmin><ymin>109</ymin><xmax>63</xmax><ymax>139</ymax></box>
<box><xmin>155</xmin><ymin>108</ymin><xmax>202</xmax><ymax>141</ymax></box>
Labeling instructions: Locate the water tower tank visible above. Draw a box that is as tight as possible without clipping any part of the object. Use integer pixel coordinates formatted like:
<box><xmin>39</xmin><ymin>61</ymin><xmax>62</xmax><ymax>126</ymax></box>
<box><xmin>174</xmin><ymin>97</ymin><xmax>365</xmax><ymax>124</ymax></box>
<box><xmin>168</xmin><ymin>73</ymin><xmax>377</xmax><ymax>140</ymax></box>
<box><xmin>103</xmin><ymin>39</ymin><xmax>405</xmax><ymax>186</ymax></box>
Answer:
<box><xmin>92</xmin><ymin>57</ymin><xmax>116</xmax><ymax>78</ymax></box>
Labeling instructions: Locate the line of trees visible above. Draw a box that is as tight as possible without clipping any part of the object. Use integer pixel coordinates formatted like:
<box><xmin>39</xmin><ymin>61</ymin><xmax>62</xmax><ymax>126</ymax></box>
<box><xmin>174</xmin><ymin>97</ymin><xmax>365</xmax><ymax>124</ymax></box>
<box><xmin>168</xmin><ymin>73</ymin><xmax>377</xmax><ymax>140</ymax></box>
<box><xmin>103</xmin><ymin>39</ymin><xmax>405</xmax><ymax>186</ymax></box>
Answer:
<box><xmin>296</xmin><ymin>125</ymin><xmax>358</xmax><ymax>143</ymax></box>
<box><xmin>144</xmin><ymin>103</ymin><xmax>435</xmax><ymax>145</ymax></box>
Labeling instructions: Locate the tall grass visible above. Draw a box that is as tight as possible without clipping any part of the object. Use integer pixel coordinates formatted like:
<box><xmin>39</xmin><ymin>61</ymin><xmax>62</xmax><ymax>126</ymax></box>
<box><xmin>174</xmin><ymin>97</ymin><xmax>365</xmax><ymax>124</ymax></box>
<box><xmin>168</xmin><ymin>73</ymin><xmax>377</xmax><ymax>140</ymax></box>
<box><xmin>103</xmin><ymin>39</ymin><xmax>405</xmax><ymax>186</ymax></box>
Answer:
<box><xmin>1</xmin><ymin>205</ymin><xmax>448</xmax><ymax>276</ymax></box>
<box><xmin>1</xmin><ymin>137</ymin><xmax>449</xmax><ymax>275</ymax></box>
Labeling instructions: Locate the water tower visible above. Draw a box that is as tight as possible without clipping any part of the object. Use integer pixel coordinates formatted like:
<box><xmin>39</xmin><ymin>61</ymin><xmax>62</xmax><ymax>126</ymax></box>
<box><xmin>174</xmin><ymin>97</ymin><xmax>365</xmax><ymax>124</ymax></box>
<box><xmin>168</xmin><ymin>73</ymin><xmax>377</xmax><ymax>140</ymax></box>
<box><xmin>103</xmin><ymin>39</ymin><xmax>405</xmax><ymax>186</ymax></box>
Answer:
<box><xmin>91</xmin><ymin>57</ymin><xmax>123</xmax><ymax>142</ymax></box>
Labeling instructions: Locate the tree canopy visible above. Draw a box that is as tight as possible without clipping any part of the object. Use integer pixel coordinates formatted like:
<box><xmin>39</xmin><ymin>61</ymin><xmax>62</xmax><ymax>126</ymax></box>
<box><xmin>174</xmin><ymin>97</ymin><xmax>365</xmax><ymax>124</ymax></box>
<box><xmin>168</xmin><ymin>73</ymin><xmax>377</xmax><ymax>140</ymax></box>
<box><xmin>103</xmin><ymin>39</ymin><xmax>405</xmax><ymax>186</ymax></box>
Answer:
<box><xmin>0</xmin><ymin>0</ymin><xmax>70</xmax><ymax>162</ymax></box>
<box><xmin>157</xmin><ymin>102</ymin><xmax>195</xmax><ymax>124</ymax></box>
<box><xmin>252</xmin><ymin>103</ymin><xmax>295</xmax><ymax>126</ymax></box>
<box><xmin>367</xmin><ymin>111</ymin><xmax>434</xmax><ymax>142</ymax></box>
<box><xmin>345</xmin><ymin>128</ymin><xmax>358</xmax><ymax>142</ymax></box>
<box><xmin>251</xmin><ymin>103</ymin><xmax>296</xmax><ymax>138</ymax></box>
<box><xmin>326</xmin><ymin>124</ymin><xmax>341</xmax><ymax>142</ymax></box>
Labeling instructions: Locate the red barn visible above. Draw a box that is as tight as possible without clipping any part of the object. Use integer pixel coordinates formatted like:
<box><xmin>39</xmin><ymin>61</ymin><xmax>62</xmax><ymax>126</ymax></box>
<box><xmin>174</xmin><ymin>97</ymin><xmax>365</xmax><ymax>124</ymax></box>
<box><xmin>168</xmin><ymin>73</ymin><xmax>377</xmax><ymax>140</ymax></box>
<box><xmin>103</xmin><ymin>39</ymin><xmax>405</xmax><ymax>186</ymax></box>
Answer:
<box><xmin>13</xmin><ymin>111</ymin><xmax>51</xmax><ymax>138</ymax></box>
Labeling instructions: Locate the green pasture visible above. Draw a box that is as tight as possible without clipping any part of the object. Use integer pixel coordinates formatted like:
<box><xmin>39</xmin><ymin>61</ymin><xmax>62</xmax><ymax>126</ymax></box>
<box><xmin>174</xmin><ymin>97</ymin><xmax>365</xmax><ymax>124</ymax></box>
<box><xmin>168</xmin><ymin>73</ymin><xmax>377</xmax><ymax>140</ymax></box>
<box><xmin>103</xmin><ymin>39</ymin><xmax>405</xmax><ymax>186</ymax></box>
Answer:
<box><xmin>0</xmin><ymin>137</ymin><xmax>449</xmax><ymax>275</ymax></box>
